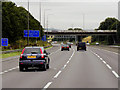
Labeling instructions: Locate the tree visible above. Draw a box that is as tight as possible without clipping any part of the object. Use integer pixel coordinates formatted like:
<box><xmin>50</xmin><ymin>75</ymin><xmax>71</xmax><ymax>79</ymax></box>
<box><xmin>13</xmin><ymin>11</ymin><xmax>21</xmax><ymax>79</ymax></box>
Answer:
<box><xmin>93</xmin><ymin>17</ymin><xmax>120</xmax><ymax>45</ymax></box>
<box><xmin>2</xmin><ymin>1</ymin><xmax>44</xmax><ymax>47</ymax></box>
<box><xmin>74</xmin><ymin>28</ymin><xmax>82</xmax><ymax>30</ymax></box>
<box><xmin>97</xmin><ymin>17</ymin><xmax>118</xmax><ymax>30</ymax></box>
<box><xmin>68</xmin><ymin>28</ymin><xmax>73</xmax><ymax>30</ymax></box>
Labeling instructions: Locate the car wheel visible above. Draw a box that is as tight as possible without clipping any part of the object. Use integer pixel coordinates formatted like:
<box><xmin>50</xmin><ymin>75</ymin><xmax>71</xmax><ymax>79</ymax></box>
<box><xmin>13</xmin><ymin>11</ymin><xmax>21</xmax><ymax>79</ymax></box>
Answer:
<box><xmin>47</xmin><ymin>64</ymin><xmax>49</xmax><ymax>69</ymax></box>
<box><xmin>77</xmin><ymin>48</ymin><xmax>79</xmax><ymax>51</ymax></box>
<box><xmin>61</xmin><ymin>49</ymin><xmax>63</xmax><ymax>51</ymax></box>
<box><xmin>43</xmin><ymin>64</ymin><xmax>47</xmax><ymax>71</ymax></box>
<box><xmin>68</xmin><ymin>49</ymin><xmax>69</xmax><ymax>51</ymax></box>
<box><xmin>25</xmin><ymin>67</ymin><xmax>28</xmax><ymax>71</ymax></box>
<box><xmin>19</xmin><ymin>66</ymin><xmax>23</xmax><ymax>71</ymax></box>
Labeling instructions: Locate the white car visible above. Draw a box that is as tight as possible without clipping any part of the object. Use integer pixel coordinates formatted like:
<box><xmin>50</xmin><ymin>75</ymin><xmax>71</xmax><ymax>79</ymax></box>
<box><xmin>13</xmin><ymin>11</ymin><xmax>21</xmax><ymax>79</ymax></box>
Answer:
<box><xmin>86</xmin><ymin>43</ymin><xmax>90</xmax><ymax>45</ymax></box>
<box><xmin>96</xmin><ymin>42</ymin><xmax>99</xmax><ymax>45</ymax></box>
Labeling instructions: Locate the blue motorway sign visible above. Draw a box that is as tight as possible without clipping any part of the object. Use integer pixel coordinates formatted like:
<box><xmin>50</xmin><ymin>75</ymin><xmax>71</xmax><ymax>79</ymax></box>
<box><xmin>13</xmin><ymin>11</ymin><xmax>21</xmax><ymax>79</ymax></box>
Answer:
<box><xmin>24</xmin><ymin>30</ymin><xmax>40</xmax><ymax>37</ymax></box>
<box><xmin>42</xmin><ymin>35</ymin><xmax>46</xmax><ymax>41</ymax></box>
<box><xmin>1</xmin><ymin>38</ymin><xmax>8</xmax><ymax>46</ymax></box>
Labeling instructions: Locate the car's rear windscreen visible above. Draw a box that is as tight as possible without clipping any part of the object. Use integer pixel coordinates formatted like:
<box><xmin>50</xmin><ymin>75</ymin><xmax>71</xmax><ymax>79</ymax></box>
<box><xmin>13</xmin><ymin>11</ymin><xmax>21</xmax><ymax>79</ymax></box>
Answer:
<box><xmin>78</xmin><ymin>43</ymin><xmax>86</xmax><ymax>46</ymax></box>
<box><xmin>23</xmin><ymin>48</ymin><xmax>41</xmax><ymax>54</ymax></box>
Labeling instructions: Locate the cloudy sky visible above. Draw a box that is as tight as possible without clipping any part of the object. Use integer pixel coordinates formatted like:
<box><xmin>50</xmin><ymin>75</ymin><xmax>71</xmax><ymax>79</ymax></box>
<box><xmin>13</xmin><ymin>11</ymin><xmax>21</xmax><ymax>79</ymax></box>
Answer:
<box><xmin>10</xmin><ymin>0</ymin><xmax>119</xmax><ymax>30</ymax></box>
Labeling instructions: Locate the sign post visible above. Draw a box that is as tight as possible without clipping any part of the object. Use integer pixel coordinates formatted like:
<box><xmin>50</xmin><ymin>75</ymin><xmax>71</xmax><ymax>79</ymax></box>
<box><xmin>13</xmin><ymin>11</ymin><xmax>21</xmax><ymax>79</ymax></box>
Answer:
<box><xmin>42</xmin><ymin>35</ymin><xmax>46</xmax><ymax>41</ymax></box>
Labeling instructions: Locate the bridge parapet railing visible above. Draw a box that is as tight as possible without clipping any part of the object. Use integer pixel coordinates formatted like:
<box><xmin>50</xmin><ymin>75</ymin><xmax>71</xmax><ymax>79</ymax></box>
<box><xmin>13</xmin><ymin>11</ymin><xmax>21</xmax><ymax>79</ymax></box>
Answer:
<box><xmin>61</xmin><ymin>30</ymin><xmax>117</xmax><ymax>32</ymax></box>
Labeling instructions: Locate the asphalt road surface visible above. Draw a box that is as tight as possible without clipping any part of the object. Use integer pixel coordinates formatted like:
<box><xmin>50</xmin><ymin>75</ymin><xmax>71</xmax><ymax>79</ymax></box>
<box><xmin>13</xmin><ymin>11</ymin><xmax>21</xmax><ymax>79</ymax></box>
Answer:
<box><xmin>1</xmin><ymin>44</ymin><xmax>118</xmax><ymax>89</ymax></box>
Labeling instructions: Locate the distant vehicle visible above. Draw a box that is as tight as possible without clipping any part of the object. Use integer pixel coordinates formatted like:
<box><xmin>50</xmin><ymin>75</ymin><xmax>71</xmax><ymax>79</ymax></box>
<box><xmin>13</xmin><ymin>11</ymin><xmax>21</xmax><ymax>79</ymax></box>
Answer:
<box><xmin>86</xmin><ymin>43</ymin><xmax>90</xmax><ymax>45</ymax></box>
<box><xmin>51</xmin><ymin>41</ymin><xmax>57</xmax><ymax>44</ymax></box>
<box><xmin>61</xmin><ymin>42</ymin><xmax>63</xmax><ymax>44</ymax></box>
<box><xmin>71</xmin><ymin>42</ymin><xmax>73</xmax><ymax>45</ymax></box>
<box><xmin>19</xmin><ymin>47</ymin><xmax>50</xmax><ymax>71</ymax></box>
<box><xmin>67</xmin><ymin>42</ymin><xmax>72</xmax><ymax>48</ymax></box>
<box><xmin>54</xmin><ymin>41</ymin><xmax>57</xmax><ymax>44</ymax></box>
<box><xmin>96</xmin><ymin>42</ymin><xmax>99</xmax><ymax>45</ymax></box>
<box><xmin>61</xmin><ymin>44</ymin><xmax>69</xmax><ymax>51</ymax></box>
<box><xmin>77</xmin><ymin>42</ymin><xmax>86</xmax><ymax>51</ymax></box>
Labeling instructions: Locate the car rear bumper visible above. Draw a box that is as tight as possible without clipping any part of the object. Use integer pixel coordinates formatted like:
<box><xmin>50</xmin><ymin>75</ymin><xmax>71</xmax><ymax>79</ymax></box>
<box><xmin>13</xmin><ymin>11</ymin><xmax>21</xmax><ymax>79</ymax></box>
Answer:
<box><xmin>19</xmin><ymin>60</ymin><xmax>46</xmax><ymax>67</ymax></box>
<box><xmin>77</xmin><ymin>47</ymin><xmax>86</xmax><ymax>50</ymax></box>
<box><xmin>62</xmin><ymin>48</ymin><xmax>69</xmax><ymax>50</ymax></box>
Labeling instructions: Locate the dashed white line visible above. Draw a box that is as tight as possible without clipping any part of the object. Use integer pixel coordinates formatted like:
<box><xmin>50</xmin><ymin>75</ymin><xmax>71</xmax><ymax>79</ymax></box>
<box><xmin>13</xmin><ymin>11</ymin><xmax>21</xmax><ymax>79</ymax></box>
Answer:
<box><xmin>50</xmin><ymin>49</ymin><xmax>60</xmax><ymax>55</ymax></box>
<box><xmin>43</xmin><ymin>47</ymin><xmax>75</xmax><ymax>89</ymax></box>
<box><xmin>54</xmin><ymin>70</ymin><xmax>62</xmax><ymax>78</ymax></box>
<box><xmin>106</xmin><ymin>64</ymin><xmax>112</xmax><ymax>70</ymax></box>
<box><xmin>102</xmin><ymin>60</ymin><xmax>107</xmax><ymax>64</ymax></box>
<box><xmin>0</xmin><ymin>66</ymin><xmax>19</xmax><ymax>75</ymax></box>
<box><xmin>100</xmin><ymin>58</ymin><xmax>103</xmax><ymax>61</ymax></box>
<box><xmin>90</xmin><ymin>50</ymin><xmax>119</xmax><ymax>78</ymax></box>
<box><xmin>62</xmin><ymin>64</ymin><xmax>67</xmax><ymax>69</ymax></box>
<box><xmin>43</xmin><ymin>82</ymin><xmax>52</xmax><ymax>89</ymax></box>
<box><xmin>66</xmin><ymin>61</ymin><xmax>70</xmax><ymax>64</ymax></box>
<box><xmin>112</xmin><ymin>71</ymin><xmax>119</xmax><ymax>78</ymax></box>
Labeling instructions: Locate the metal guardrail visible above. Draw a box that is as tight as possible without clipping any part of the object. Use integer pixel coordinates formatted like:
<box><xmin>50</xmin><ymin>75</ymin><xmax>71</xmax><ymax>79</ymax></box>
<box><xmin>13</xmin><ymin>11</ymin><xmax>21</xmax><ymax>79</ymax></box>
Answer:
<box><xmin>2</xmin><ymin>49</ymin><xmax>22</xmax><ymax>54</ymax></box>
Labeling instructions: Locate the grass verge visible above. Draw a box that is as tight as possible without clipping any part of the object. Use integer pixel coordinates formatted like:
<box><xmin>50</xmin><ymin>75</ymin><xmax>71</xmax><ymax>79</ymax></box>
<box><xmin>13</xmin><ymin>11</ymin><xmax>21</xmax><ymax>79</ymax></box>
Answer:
<box><xmin>2</xmin><ymin>45</ymin><xmax>53</xmax><ymax>59</ymax></box>
<box><xmin>2</xmin><ymin>51</ymin><xmax>22</xmax><ymax>59</ymax></box>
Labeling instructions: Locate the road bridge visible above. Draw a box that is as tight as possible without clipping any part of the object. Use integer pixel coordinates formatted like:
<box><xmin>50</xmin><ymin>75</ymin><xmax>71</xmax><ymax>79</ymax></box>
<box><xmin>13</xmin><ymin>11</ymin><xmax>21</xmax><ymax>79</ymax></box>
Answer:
<box><xmin>44</xmin><ymin>30</ymin><xmax>117</xmax><ymax>42</ymax></box>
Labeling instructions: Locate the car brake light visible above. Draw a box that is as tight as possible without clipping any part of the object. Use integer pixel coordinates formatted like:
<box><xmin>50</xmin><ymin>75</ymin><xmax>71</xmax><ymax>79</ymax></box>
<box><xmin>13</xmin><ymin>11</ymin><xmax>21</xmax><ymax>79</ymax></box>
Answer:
<box><xmin>20</xmin><ymin>48</ymin><xmax>25</xmax><ymax>58</ymax></box>
<box><xmin>40</xmin><ymin>62</ymin><xmax>43</xmax><ymax>64</ymax></box>
<box><xmin>20</xmin><ymin>63</ymin><xmax>23</xmax><ymax>64</ymax></box>
<box><xmin>20</xmin><ymin>54</ymin><xmax>23</xmax><ymax>58</ymax></box>
<box><xmin>62</xmin><ymin>46</ymin><xmax>63</xmax><ymax>48</ymax></box>
<box><xmin>40</xmin><ymin>48</ymin><xmax>44</xmax><ymax>58</ymax></box>
<box><xmin>67</xmin><ymin>46</ymin><xmax>69</xmax><ymax>48</ymax></box>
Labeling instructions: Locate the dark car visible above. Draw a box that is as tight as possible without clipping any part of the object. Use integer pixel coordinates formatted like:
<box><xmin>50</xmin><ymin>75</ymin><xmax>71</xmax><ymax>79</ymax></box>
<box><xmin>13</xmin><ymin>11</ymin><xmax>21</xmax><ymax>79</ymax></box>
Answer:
<box><xmin>77</xmin><ymin>42</ymin><xmax>86</xmax><ymax>51</ymax></box>
<box><xmin>67</xmin><ymin>42</ymin><xmax>72</xmax><ymax>48</ymax></box>
<box><xmin>61</xmin><ymin>44</ymin><xmax>69</xmax><ymax>51</ymax></box>
<box><xmin>19</xmin><ymin>47</ymin><xmax>50</xmax><ymax>71</ymax></box>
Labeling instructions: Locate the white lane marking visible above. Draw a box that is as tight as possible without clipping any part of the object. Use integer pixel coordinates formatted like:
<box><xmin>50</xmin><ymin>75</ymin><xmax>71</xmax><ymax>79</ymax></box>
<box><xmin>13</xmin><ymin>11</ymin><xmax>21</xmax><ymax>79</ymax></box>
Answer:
<box><xmin>0</xmin><ymin>66</ymin><xmax>19</xmax><ymax>75</ymax></box>
<box><xmin>43</xmin><ymin>82</ymin><xmax>52</xmax><ymax>89</ymax></box>
<box><xmin>1</xmin><ymin>49</ymin><xmax>60</xmax><ymax>75</ymax></box>
<box><xmin>112</xmin><ymin>71</ymin><xmax>119</xmax><ymax>78</ymax></box>
<box><xmin>100</xmin><ymin>58</ymin><xmax>103</xmax><ymax>61</ymax></box>
<box><xmin>49</xmin><ymin>49</ymin><xmax>60</xmax><ymax>55</ymax></box>
<box><xmin>102</xmin><ymin>61</ymin><xmax>107</xmax><ymax>64</ymax></box>
<box><xmin>54</xmin><ymin>70</ymin><xmax>62</xmax><ymax>78</ymax></box>
<box><xmin>66</xmin><ymin>61</ymin><xmax>70</xmax><ymax>64</ymax></box>
<box><xmin>43</xmin><ymin>47</ymin><xmax>75</xmax><ymax>89</ymax></box>
<box><xmin>90</xmin><ymin>47</ymin><xmax>118</xmax><ymax>55</ymax></box>
<box><xmin>90</xmin><ymin>50</ymin><xmax>119</xmax><ymax>78</ymax></box>
<box><xmin>62</xmin><ymin>64</ymin><xmax>67</xmax><ymax>69</ymax></box>
<box><xmin>106</xmin><ymin>64</ymin><xmax>112</xmax><ymax>70</ymax></box>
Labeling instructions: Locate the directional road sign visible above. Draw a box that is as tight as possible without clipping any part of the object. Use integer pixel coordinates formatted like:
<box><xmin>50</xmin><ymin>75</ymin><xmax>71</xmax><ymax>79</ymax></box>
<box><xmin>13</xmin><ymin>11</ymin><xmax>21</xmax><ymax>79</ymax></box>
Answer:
<box><xmin>24</xmin><ymin>30</ymin><xmax>40</xmax><ymax>37</ymax></box>
<box><xmin>1</xmin><ymin>38</ymin><xmax>8</xmax><ymax>46</ymax></box>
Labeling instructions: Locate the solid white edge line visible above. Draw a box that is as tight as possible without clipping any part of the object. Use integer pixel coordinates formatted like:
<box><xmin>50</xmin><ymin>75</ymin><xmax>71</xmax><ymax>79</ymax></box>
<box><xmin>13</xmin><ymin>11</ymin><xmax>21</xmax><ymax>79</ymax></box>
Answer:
<box><xmin>91</xmin><ymin>47</ymin><xmax>118</xmax><ymax>55</ymax></box>
<box><xmin>112</xmin><ymin>71</ymin><xmax>119</xmax><ymax>78</ymax></box>
<box><xmin>54</xmin><ymin>71</ymin><xmax>62</xmax><ymax>78</ymax></box>
<box><xmin>43</xmin><ymin>82</ymin><xmax>52</xmax><ymax>89</ymax></box>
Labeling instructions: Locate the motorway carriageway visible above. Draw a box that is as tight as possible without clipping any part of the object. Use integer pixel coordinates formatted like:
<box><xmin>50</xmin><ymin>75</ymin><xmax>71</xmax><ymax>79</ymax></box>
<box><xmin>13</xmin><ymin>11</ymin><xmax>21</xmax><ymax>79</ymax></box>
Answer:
<box><xmin>1</xmin><ymin>44</ymin><xmax>118</xmax><ymax>88</ymax></box>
